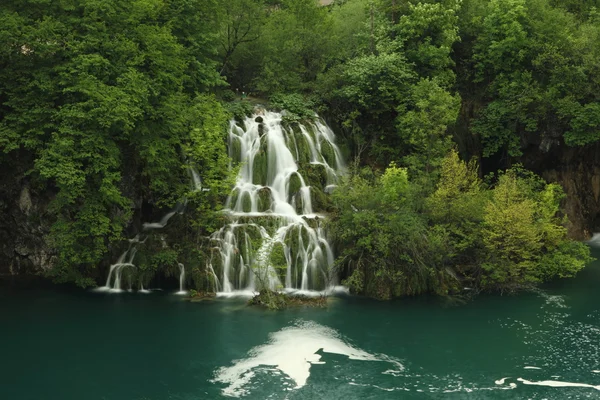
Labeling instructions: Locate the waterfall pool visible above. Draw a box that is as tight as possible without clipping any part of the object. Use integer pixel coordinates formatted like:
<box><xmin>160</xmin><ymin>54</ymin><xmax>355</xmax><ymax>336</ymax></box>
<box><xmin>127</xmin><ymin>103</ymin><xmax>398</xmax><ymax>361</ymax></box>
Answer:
<box><xmin>2</xmin><ymin>247</ymin><xmax>600</xmax><ymax>400</ymax></box>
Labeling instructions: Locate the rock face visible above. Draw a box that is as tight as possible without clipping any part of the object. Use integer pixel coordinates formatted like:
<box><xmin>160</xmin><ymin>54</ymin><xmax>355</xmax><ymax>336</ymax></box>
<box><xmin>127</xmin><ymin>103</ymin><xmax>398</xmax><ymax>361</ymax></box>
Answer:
<box><xmin>453</xmin><ymin>98</ymin><xmax>600</xmax><ymax>241</ymax></box>
<box><xmin>0</xmin><ymin>154</ymin><xmax>56</xmax><ymax>278</ymax></box>
<box><xmin>523</xmin><ymin>142</ymin><xmax>600</xmax><ymax>240</ymax></box>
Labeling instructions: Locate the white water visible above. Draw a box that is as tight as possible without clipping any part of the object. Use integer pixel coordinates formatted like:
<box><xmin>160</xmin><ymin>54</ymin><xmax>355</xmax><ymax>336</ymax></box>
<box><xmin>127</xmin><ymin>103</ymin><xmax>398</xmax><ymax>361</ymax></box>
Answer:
<box><xmin>586</xmin><ymin>233</ymin><xmax>600</xmax><ymax>247</ymax></box>
<box><xmin>207</xmin><ymin>111</ymin><xmax>343</xmax><ymax>292</ymax></box>
<box><xmin>517</xmin><ymin>377</ymin><xmax>600</xmax><ymax>390</ymax></box>
<box><xmin>212</xmin><ymin>320</ymin><xmax>402</xmax><ymax>397</ymax></box>
<box><xmin>175</xmin><ymin>263</ymin><xmax>187</xmax><ymax>295</ymax></box>
<box><xmin>99</xmin><ymin>164</ymin><xmax>201</xmax><ymax>293</ymax></box>
<box><xmin>95</xmin><ymin>247</ymin><xmax>137</xmax><ymax>293</ymax></box>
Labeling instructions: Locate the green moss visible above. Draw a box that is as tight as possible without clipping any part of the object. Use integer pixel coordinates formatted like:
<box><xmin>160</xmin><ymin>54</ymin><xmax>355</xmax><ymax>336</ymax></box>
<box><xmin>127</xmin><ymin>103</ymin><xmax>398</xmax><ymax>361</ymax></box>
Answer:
<box><xmin>294</xmin><ymin>131</ymin><xmax>312</xmax><ymax>165</ymax></box>
<box><xmin>269</xmin><ymin>242</ymin><xmax>288</xmax><ymax>282</ymax></box>
<box><xmin>241</xmin><ymin>192</ymin><xmax>252</xmax><ymax>212</ymax></box>
<box><xmin>187</xmin><ymin>289</ymin><xmax>216</xmax><ymax>302</ymax></box>
<box><xmin>285</xmin><ymin>127</ymin><xmax>299</xmax><ymax>159</ymax></box>
<box><xmin>257</xmin><ymin>187</ymin><xmax>272</xmax><ymax>212</ymax></box>
<box><xmin>310</xmin><ymin>268</ymin><xmax>327</xmax><ymax>291</ymax></box>
<box><xmin>252</xmin><ymin>150</ymin><xmax>268</xmax><ymax>185</ymax></box>
<box><xmin>234</xmin><ymin>224</ymin><xmax>266</xmax><ymax>264</ymax></box>
<box><xmin>288</xmin><ymin>172</ymin><xmax>303</xmax><ymax>200</ymax></box>
<box><xmin>310</xmin><ymin>187</ymin><xmax>331</xmax><ymax>212</ymax></box>
<box><xmin>319</xmin><ymin>139</ymin><xmax>337</xmax><ymax>167</ymax></box>
<box><xmin>248</xmin><ymin>289</ymin><xmax>327</xmax><ymax>310</ymax></box>
<box><xmin>190</xmin><ymin>266</ymin><xmax>217</xmax><ymax>292</ymax></box>
<box><xmin>229</xmin><ymin>137</ymin><xmax>242</xmax><ymax>164</ymax></box>
<box><xmin>300</xmin><ymin>163</ymin><xmax>327</xmax><ymax>187</ymax></box>
<box><xmin>303</xmin><ymin>216</ymin><xmax>319</xmax><ymax>230</ymax></box>
<box><xmin>294</xmin><ymin>194</ymin><xmax>304</xmax><ymax>214</ymax></box>
<box><xmin>228</xmin><ymin>188</ymin><xmax>240</xmax><ymax>209</ymax></box>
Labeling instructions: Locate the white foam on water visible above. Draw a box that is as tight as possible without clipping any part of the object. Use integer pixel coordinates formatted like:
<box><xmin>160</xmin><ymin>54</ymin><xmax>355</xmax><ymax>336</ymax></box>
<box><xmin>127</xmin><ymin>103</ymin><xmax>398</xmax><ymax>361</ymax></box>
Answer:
<box><xmin>593</xmin><ymin>370</ymin><xmax>600</xmax><ymax>373</ymax></box>
<box><xmin>282</xmin><ymin>285</ymin><xmax>349</xmax><ymax>297</ymax></box>
<box><xmin>382</xmin><ymin>369</ymin><xmax>403</xmax><ymax>377</ymax></box>
<box><xmin>524</xmin><ymin>366</ymin><xmax>542</xmax><ymax>370</ymax></box>
<box><xmin>517</xmin><ymin>378</ymin><xmax>600</xmax><ymax>390</ymax></box>
<box><xmin>586</xmin><ymin>233</ymin><xmax>600</xmax><ymax>246</ymax></box>
<box><xmin>212</xmin><ymin>320</ymin><xmax>401</xmax><ymax>397</ymax></box>
<box><xmin>216</xmin><ymin>291</ymin><xmax>256</xmax><ymax>298</ymax></box>
<box><xmin>495</xmin><ymin>377</ymin><xmax>509</xmax><ymax>385</ymax></box>
<box><xmin>215</xmin><ymin>285</ymin><xmax>349</xmax><ymax>300</ymax></box>
<box><xmin>328</xmin><ymin>285</ymin><xmax>350</xmax><ymax>295</ymax></box>
<box><xmin>348</xmin><ymin>382</ymin><xmax>396</xmax><ymax>392</ymax></box>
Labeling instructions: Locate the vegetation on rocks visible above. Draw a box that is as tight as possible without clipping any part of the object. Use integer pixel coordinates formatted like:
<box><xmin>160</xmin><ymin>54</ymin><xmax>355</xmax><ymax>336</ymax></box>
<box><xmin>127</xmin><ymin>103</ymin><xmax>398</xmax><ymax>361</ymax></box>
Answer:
<box><xmin>1</xmin><ymin>0</ymin><xmax>597</xmax><ymax>298</ymax></box>
<box><xmin>248</xmin><ymin>289</ymin><xmax>327</xmax><ymax>310</ymax></box>
<box><xmin>328</xmin><ymin>151</ymin><xmax>592</xmax><ymax>298</ymax></box>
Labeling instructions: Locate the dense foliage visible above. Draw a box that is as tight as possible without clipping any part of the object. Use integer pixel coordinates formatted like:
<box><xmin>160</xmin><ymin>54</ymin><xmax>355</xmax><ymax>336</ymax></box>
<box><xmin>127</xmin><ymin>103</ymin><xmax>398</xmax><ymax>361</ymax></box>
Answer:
<box><xmin>1</xmin><ymin>0</ymin><xmax>597</xmax><ymax>295</ymax></box>
<box><xmin>328</xmin><ymin>152</ymin><xmax>591</xmax><ymax>298</ymax></box>
<box><xmin>0</xmin><ymin>0</ymin><xmax>232</xmax><ymax>286</ymax></box>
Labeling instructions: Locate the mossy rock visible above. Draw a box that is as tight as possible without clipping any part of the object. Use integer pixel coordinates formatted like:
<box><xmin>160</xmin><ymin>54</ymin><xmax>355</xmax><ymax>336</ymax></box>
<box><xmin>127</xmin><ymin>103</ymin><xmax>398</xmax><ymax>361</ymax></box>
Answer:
<box><xmin>229</xmin><ymin>136</ymin><xmax>242</xmax><ymax>164</ymax></box>
<box><xmin>288</xmin><ymin>172</ymin><xmax>303</xmax><ymax>201</ymax></box>
<box><xmin>294</xmin><ymin>193</ymin><xmax>304</xmax><ymax>214</ymax></box>
<box><xmin>252</xmin><ymin>150</ymin><xmax>268</xmax><ymax>186</ymax></box>
<box><xmin>303</xmin><ymin>124</ymin><xmax>317</xmax><ymax>142</ymax></box>
<box><xmin>269</xmin><ymin>242</ymin><xmax>288</xmax><ymax>282</ymax></box>
<box><xmin>248</xmin><ymin>289</ymin><xmax>327</xmax><ymax>310</ymax></box>
<box><xmin>294</xmin><ymin>131</ymin><xmax>312</xmax><ymax>165</ymax></box>
<box><xmin>310</xmin><ymin>187</ymin><xmax>331</xmax><ymax>213</ymax></box>
<box><xmin>300</xmin><ymin>163</ymin><xmax>328</xmax><ymax>188</ymax></box>
<box><xmin>284</xmin><ymin>127</ymin><xmax>299</xmax><ymax>159</ymax></box>
<box><xmin>257</xmin><ymin>187</ymin><xmax>273</xmax><ymax>212</ymax></box>
<box><xmin>283</xmin><ymin>225</ymin><xmax>309</xmax><ymax>251</ymax></box>
<box><xmin>302</xmin><ymin>216</ymin><xmax>320</xmax><ymax>230</ymax></box>
<box><xmin>187</xmin><ymin>289</ymin><xmax>217</xmax><ymax>302</ymax></box>
<box><xmin>319</xmin><ymin>139</ymin><xmax>338</xmax><ymax>168</ymax></box>
<box><xmin>241</xmin><ymin>192</ymin><xmax>253</xmax><ymax>212</ymax></box>
<box><xmin>228</xmin><ymin>188</ymin><xmax>240</xmax><ymax>209</ymax></box>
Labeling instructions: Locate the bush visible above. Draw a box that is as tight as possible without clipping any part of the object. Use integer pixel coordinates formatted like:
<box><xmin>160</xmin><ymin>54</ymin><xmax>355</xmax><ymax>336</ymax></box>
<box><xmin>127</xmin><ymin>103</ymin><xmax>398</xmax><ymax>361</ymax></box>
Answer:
<box><xmin>329</xmin><ymin>151</ymin><xmax>592</xmax><ymax>298</ymax></box>
<box><xmin>269</xmin><ymin>93</ymin><xmax>316</xmax><ymax>123</ymax></box>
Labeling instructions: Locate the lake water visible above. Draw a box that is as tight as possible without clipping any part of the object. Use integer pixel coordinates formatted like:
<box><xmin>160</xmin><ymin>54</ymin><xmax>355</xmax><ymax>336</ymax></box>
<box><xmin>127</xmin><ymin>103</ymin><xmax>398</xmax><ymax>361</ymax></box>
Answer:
<box><xmin>2</xmin><ymin>248</ymin><xmax>600</xmax><ymax>399</ymax></box>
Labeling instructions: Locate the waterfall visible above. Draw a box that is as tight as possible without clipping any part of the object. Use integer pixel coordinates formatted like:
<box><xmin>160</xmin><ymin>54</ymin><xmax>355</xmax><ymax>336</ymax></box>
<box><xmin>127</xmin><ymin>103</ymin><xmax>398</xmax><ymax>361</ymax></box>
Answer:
<box><xmin>207</xmin><ymin>111</ymin><xmax>343</xmax><ymax>293</ymax></box>
<box><xmin>176</xmin><ymin>263</ymin><xmax>186</xmax><ymax>295</ymax></box>
<box><xmin>98</xmin><ymin>165</ymin><xmax>201</xmax><ymax>294</ymax></box>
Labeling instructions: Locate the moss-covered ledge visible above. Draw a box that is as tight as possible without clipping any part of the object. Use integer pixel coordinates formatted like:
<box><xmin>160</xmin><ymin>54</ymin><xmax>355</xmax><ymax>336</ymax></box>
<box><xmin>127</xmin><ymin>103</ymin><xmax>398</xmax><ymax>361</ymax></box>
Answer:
<box><xmin>248</xmin><ymin>289</ymin><xmax>327</xmax><ymax>310</ymax></box>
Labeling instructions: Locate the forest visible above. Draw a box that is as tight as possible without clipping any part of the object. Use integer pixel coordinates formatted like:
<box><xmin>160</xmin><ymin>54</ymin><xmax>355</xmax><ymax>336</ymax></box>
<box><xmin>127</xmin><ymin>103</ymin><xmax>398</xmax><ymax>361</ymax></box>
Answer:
<box><xmin>1</xmin><ymin>0</ymin><xmax>600</xmax><ymax>299</ymax></box>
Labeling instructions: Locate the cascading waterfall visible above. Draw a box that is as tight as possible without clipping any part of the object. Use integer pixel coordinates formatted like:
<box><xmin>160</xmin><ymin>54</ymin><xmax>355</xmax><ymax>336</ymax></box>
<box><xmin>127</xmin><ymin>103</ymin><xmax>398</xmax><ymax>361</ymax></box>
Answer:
<box><xmin>176</xmin><ymin>263</ymin><xmax>186</xmax><ymax>295</ymax></box>
<box><xmin>207</xmin><ymin>111</ymin><xmax>343</xmax><ymax>293</ymax></box>
<box><xmin>97</xmin><ymin>166</ymin><xmax>200</xmax><ymax>294</ymax></box>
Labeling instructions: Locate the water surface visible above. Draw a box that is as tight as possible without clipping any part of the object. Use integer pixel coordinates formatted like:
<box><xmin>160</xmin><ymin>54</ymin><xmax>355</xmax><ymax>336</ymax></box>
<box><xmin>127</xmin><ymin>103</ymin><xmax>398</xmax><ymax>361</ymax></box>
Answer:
<box><xmin>2</xmin><ymin>248</ymin><xmax>600</xmax><ymax>399</ymax></box>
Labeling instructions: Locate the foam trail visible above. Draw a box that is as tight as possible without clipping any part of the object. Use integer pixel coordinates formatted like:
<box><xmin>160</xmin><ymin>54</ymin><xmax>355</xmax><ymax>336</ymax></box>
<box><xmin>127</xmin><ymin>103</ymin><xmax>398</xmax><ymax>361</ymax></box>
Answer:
<box><xmin>517</xmin><ymin>377</ymin><xmax>600</xmax><ymax>390</ymax></box>
<box><xmin>212</xmin><ymin>320</ymin><xmax>402</xmax><ymax>397</ymax></box>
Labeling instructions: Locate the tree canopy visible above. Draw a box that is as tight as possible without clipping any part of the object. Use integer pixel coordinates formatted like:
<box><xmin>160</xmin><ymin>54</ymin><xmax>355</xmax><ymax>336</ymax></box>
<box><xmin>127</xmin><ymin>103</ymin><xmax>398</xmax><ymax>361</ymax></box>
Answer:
<box><xmin>0</xmin><ymin>0</ymin><xmax>596</xmax><ymax>295</ymax></box>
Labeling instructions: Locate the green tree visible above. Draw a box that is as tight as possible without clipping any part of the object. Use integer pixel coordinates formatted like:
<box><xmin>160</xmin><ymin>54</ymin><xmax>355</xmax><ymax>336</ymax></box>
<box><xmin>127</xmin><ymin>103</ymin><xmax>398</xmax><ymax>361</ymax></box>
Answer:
<box><xmin>0</xmin><ymin>0</ymin><xmax>230</xmax><ymax>286</ymax></box>
<box><xmin>480</xmin><ymin>169</ymin><xmax>591</xmax><ymax>290</ymax></box>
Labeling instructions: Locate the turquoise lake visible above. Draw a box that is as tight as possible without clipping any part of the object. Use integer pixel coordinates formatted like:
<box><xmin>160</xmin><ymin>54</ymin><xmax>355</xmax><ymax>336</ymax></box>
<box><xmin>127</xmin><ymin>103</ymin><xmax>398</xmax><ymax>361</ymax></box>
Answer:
<box><xmin>2</xmin><ymin>247</ymin><xmax>600</xmax><ymax>399</ymax></box>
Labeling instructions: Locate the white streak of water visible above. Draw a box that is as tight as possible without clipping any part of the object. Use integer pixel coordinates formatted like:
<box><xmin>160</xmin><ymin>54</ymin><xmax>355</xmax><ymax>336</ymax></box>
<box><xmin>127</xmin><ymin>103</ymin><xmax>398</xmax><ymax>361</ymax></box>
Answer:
<box><xmin>208</xmin><ymin>111</ymin><xmax>343</xmax><ymax>292</ymax></box>
<box><xmin>517</xmin><ymin>377</ymin><xmax>600</xmax><ymax>390</ymax></box>
<box><xmin>212</xmin><ymin>321</ymin><xmax>401</xmax><ymax>397</ymax></box>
